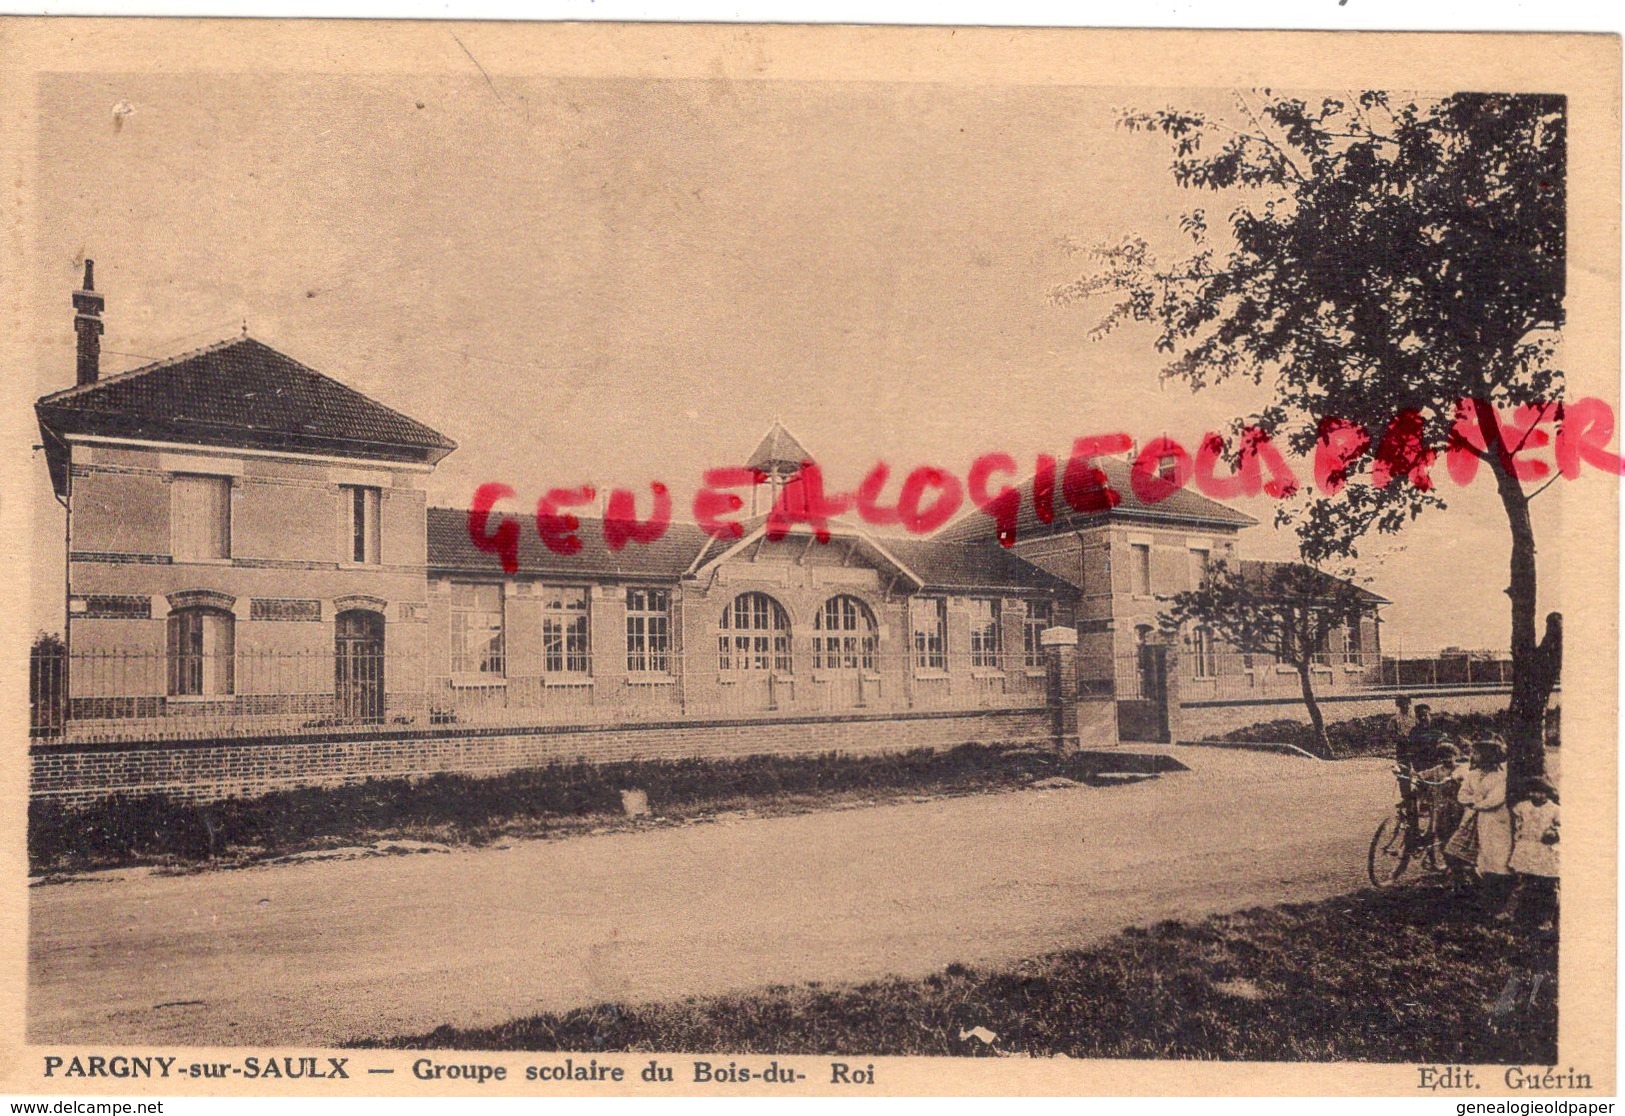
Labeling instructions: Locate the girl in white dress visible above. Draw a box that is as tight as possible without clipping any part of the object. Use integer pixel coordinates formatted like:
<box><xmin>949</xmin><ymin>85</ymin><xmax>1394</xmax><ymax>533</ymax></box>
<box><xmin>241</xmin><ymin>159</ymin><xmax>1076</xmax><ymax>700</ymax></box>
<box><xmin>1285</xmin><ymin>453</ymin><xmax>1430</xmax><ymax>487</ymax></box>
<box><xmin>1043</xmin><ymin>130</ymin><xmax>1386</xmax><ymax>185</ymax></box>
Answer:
<box><xmin>1456</xmin><ymin>736</ymin><xmax>1513</xmax><ymax>911</ymax></box>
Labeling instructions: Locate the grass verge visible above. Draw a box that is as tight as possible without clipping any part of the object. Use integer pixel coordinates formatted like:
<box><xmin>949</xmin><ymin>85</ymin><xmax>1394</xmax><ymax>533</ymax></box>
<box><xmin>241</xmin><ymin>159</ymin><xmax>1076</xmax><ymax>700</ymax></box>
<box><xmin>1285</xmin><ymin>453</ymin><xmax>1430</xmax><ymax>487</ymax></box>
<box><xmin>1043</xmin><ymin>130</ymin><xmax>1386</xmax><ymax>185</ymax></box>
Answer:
<box><xmin>29</xmin><ymin>742</ymin><xmax>1179</xmax><ymax>877</ymax></box>
<box><xmin>353</xmin><ymin>884</ymin><xmax>1556</xmax><ymax>1063</ymax></box>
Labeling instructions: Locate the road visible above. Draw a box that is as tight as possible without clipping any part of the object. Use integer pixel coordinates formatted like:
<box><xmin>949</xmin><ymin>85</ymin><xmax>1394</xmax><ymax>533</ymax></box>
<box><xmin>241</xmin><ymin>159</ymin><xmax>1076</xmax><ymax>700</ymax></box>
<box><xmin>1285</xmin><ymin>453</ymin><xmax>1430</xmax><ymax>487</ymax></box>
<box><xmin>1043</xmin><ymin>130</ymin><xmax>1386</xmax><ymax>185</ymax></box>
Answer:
<box><xmin>29</xmin><ymin>746</ymin><xmax>1394</xmax><ymax>1046</ymax></box>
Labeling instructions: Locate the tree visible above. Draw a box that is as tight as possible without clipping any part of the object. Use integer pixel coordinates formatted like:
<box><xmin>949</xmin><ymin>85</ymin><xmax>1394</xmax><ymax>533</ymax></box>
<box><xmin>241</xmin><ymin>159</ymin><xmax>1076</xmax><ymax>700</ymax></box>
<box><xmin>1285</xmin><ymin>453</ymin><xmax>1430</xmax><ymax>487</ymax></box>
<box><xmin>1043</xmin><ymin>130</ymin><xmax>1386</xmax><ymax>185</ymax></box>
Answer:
<box><xmin>1162</xmin><ymin>561</ymin><xmax>1374</xmax><ymax>754</ymax></box>
<box><xmin>1060</xmin><ymin>91</ymin><xmax>1565</xmax><ymax>785</ymax></box>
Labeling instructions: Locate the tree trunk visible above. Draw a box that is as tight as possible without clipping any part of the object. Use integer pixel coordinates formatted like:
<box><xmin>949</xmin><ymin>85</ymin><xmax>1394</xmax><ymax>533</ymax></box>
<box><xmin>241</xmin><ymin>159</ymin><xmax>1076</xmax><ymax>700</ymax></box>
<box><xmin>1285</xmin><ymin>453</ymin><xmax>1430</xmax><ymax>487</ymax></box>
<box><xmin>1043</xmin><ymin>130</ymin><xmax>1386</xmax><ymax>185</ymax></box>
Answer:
<box><xmin>1296</xmin><ymin>661</ymin><xmax>1330</xmax><ymax>756</ymax></box>
<box><xmin>1485</xmin><ymin>432</ymin><xmax>1556</xmax><ymax>790</ymax></box>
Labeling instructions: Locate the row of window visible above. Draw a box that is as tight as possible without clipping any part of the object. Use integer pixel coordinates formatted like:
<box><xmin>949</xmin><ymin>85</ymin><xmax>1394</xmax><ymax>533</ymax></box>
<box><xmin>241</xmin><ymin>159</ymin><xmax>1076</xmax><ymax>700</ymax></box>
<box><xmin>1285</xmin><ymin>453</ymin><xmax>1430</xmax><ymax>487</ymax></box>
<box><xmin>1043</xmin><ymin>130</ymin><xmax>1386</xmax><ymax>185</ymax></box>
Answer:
<box><xmin>165</xmin><ymin>606</ymin><xmax>385</xmax><ymax>698</ymax></box>
<box><xmin>450</xmin><ymin>587</ymin><xmax>1058</xmax><ymax>679</ymax></box>
<box><xmin>171</xmin><ymin>475</ymin><xmax>381</xmax><ymax>564</ymax></box>
<box><xmin>172</xmin><ymin>478</ymin><xmax>1227</xmax><ymax>602</ymax></box>
<box><xmin>157</xmin><ymin>590</ymin><xmax>1060</xmax><ymax>698</ymax></box>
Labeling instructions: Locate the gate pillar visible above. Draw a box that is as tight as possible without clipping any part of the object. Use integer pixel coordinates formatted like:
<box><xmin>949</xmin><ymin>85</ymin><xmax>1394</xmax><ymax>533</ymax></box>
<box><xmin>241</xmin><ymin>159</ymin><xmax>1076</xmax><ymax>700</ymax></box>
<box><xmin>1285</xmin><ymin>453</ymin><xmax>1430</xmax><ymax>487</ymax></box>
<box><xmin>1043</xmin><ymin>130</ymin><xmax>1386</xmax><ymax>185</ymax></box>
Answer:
<box><xmin>1041</xmin><ymin>625</ymin><xmax>1079</xmax><ymax>750</ymax></box>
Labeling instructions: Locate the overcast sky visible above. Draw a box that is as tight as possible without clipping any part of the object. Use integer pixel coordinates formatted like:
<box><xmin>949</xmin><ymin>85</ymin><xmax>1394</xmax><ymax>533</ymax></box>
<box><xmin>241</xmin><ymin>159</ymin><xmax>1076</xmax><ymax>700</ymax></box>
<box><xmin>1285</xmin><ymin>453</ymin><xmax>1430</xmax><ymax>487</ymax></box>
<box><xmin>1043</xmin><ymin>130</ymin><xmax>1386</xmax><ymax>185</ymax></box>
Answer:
<box><xmin>26</xmin><ymin>73</ymin><xmax>1561</xmax><ymax>653</ymax></box>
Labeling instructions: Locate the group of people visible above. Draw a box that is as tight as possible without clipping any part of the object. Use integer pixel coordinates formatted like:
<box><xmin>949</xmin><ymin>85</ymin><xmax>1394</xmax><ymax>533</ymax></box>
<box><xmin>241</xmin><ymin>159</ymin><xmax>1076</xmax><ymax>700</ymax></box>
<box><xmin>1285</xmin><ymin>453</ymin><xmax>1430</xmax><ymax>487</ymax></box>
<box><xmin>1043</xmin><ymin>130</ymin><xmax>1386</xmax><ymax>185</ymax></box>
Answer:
<box><xmin>1392</xmin><ymin>696</ymin><xmax>1559</xmax><ymax>929</ymax></box>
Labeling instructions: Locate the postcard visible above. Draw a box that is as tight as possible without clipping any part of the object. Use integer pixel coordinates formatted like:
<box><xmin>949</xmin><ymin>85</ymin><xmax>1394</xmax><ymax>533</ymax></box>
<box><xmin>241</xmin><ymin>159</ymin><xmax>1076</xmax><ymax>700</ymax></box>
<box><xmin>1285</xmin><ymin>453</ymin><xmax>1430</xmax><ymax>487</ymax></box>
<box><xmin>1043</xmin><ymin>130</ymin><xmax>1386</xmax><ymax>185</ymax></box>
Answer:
<box><xmin>0</xmin><ymin>19</ymin><xmax>1616</xmax><ymax>1098</ymax></box>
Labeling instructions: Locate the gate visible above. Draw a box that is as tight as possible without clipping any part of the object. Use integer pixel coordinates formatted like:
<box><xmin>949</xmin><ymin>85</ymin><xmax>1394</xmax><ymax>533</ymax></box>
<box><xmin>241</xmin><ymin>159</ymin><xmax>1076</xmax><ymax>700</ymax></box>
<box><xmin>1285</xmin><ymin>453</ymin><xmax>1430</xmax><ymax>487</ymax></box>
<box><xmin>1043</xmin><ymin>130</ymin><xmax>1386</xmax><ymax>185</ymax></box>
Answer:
<box><xmin>1117</xmin><ymin>644</ymin><xmax>1170</xmax><ymax>743</ymax></box>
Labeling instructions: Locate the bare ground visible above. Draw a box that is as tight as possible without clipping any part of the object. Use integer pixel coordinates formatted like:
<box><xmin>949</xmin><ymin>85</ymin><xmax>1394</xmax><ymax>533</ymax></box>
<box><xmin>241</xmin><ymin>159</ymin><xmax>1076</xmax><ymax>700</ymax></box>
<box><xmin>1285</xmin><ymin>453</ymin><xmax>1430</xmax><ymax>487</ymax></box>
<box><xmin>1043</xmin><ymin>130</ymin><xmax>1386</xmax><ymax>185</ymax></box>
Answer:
<box><xmin>29</xmin><ymin>746</ymin><xmax>1393</xmax><ymax>1047</ymax></box>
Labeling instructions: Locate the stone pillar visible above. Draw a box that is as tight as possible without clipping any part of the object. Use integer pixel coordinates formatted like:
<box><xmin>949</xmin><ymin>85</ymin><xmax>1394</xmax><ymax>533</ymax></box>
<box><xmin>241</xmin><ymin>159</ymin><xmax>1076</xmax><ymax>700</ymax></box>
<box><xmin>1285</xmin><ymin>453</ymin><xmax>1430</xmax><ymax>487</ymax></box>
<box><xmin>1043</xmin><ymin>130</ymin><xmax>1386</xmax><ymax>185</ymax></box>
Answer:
<box><xmin>1041</xmin><ymin>625</ymin><xmax>1080</xmax><ymax>750</ymax></box>
<box><xmin>1161</xmin><ymin>647</ymin><xmax>1186</xmax><ymax>744</ymax></box>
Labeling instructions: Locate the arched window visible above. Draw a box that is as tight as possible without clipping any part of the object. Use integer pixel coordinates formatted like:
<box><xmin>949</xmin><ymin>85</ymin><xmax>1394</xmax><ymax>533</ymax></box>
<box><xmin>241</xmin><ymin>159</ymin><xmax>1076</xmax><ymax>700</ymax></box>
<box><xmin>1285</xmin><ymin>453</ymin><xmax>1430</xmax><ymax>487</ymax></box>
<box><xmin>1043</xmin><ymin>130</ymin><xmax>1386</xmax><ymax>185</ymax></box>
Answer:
<box><xmin>167</xmin><ymin>606</ymin><xmax>234</xmax><ymax>697</ymax></box>
<box><xmin>1193</xmin><ymin>625</ymin><xmax>1218</xmax><ymax>679</ymax></box>
<box><xmin>813</xmin><ymin>595</ymin><xmax>877</xmax><ymax>671</ymax></box>
<box><xmin>718</xmin><ymin>592</ymin><xmax>791</xmax><ymax>673</ymax></box>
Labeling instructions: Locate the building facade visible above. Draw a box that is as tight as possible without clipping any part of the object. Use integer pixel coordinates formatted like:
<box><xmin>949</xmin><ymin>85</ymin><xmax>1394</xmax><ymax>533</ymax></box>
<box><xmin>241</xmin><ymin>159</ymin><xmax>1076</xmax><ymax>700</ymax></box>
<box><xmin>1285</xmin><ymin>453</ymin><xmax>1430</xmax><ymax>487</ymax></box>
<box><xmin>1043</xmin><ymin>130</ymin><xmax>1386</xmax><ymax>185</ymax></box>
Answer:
<box><xmin>34</xmin><ymin>266</ymin><xmax>1384</xmax><ymax>755</ymax></box>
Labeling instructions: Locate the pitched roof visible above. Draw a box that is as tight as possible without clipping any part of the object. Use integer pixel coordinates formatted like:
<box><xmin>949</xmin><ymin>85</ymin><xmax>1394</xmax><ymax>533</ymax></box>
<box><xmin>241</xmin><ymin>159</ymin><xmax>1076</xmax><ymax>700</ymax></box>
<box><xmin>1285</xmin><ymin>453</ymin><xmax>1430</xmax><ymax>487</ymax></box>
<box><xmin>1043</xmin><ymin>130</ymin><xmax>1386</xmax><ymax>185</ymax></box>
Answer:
<box><xmin>427</xmin><ymin>505</ymin><xmax>1070</xmax><ymax>595</ymax></box>
<box><xmin>428</xmin><ymin>506</ymin><xmax>718</xmax><ymax>580</ymax></box>
<box><xmin>1236</xmin><ymin>559</ymin><xmax>1389</xmax><ymax>606</ymax></box>
<box><xmin>934</xmin><ymin>454</ymin><xmax>1257</xmax><ymax>543</ymax></box>
<box><xmin>881</xmin><ymin>537</ymin><xmax>1076</xmax><ymax>594</ymax></box>
<box><xmin>36</xmin><ymin>336</ymin><xmax>456</xmax><ymax>493</ymax></box>
<box><xmin>745</xmin><ymin>420</ymin><xmax>814</xmax><ymax>472</ymax></box>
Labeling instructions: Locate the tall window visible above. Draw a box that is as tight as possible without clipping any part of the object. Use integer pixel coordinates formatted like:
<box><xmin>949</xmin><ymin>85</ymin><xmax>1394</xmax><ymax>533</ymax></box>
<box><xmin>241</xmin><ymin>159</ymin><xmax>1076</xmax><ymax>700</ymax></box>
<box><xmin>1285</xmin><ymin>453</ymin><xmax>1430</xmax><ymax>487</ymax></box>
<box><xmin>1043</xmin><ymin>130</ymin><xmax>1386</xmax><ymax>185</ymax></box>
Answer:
<box><xmin>1193</xmin><ymin>626</ymin><xmax>1218</xmax><ymax>679</ymax></box>
<box><xmin>343</xmin><ymin>485</ymin><xmax>381</xmax><ymax>564</ymax></box>
<box><xmin>1130</xmin><ymin>543</ymin><xmax>1152</xmax><ymax>596</ymax></box>
<box><xmin>172</xmin><ymin>474</ymin><xmax>231</xmax><ymax>561</ymax></box>
<box><xmin>911</xmin><ymin>597</ymin><xmax>948</xmax><ymax>672</ymax></box>
<box><xmin>1188</xmin><ymin>547</ymin><xmax>1212</xmax><ymax>588</ymax></box>
<box><xmin>543</xmin><ymin>587</ymin><xmax>591</xmax><ymax>674</ymax></box>
<box><xmin>625</xmin><ymin>588</ymin><xmax>671</xmax><ymax>673</ymax></box>
<box><xmin>969</xmin><ymin>598</ymin><xmax>1002</xmax><ymax>669</ymax></box>
<box><xmin>451</xmin><ymin>582</ymin><xmax>504</xmax><ymax>677</ymax></box>
<box><xmin>813</xmin><ymin>595</ymin><xmax>877</xmax><ymax>671</ymax></box>
<box><xmin>167</xmin><ymin>607</ymin><xmax>234</xmax><ymax>696</ymax></box>
<box><xmin>718</xmin><ymin>592</ymin><xmax>791</xmax><ymax>673</ymax></box>
<box><xmin>1023</xmin><ymin>600</ymin><xmax>1054</xmax><ymax>668</ymax></box>
<box><xmin>1346</xmin><ymin>616</ymin><xmax>1365</xmax><ymax>661</ymax></box>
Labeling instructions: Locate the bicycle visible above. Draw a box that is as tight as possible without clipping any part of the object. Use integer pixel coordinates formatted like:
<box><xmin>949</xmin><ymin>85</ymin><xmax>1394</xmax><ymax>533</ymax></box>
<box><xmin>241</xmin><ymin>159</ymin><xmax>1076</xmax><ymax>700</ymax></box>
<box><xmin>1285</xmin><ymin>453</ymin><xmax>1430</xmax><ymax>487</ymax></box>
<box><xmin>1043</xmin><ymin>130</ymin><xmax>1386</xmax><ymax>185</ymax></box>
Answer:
<box><xmin>1367</xmin><ymin>764</ymin><xmax>1458</xmax><ymax>888</ymax></box>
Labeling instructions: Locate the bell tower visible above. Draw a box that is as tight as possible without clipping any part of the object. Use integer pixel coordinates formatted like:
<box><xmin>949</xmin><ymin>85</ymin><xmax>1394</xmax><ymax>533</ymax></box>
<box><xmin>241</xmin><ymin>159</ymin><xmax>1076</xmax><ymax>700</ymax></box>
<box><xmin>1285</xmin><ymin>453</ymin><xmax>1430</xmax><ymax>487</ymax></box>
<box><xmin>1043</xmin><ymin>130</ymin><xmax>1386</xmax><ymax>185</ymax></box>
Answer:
<box><xmin>744</xmin><ymin>418</ymin><xmax>815</xmax><ymax>516</ymax></box>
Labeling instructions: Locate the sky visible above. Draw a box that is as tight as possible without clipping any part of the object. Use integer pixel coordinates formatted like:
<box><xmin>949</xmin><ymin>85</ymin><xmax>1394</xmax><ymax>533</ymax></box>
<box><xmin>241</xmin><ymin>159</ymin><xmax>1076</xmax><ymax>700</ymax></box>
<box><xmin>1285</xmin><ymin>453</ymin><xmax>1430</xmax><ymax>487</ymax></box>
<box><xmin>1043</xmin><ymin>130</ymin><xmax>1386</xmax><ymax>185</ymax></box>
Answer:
<box><xmin>24</xmin><ymin>73</ymin><xmax>1563</xmax><ymax>653</ymax></box>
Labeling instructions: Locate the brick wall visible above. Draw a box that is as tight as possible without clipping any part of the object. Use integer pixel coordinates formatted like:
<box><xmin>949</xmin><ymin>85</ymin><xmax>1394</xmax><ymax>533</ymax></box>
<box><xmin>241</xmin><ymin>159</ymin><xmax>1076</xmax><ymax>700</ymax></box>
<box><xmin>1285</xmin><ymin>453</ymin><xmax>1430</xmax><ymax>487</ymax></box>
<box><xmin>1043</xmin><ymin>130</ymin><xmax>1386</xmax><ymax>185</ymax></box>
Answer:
<box><xmin>30</xmin><ymin>708</ymin><xmax>1053</xmax><ymax>808</ymax></box>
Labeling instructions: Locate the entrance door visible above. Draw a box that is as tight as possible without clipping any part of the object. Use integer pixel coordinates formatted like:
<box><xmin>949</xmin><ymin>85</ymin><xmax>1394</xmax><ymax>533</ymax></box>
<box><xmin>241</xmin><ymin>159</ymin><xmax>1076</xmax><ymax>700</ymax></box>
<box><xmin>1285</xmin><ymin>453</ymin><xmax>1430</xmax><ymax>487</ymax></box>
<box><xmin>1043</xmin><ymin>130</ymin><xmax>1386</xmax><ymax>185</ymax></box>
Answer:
<box><xmin>335</xmin><ymin>610</ymin><xmax>385</xmax><ymax>723</ymax></box>
<box><xmin>813</xmin><ymin>596</ymin><xmax>878</xmax><ymax>709</ymax></box>
<box><xmin>718</xmin><ymin>593</ymin><xmax>792</xmax><ymax>713</ymax></box>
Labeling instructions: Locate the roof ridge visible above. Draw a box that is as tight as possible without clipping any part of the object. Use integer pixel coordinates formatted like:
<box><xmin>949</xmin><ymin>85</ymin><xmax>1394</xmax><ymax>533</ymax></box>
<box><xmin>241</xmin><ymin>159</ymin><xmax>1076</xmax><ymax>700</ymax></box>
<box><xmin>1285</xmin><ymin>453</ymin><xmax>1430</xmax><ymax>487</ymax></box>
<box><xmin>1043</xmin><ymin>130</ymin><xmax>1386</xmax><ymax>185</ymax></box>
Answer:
<box><xmin>36</xmin><ymin>335</ymin><xmax>243</xmax><ymax>405</ymax></box>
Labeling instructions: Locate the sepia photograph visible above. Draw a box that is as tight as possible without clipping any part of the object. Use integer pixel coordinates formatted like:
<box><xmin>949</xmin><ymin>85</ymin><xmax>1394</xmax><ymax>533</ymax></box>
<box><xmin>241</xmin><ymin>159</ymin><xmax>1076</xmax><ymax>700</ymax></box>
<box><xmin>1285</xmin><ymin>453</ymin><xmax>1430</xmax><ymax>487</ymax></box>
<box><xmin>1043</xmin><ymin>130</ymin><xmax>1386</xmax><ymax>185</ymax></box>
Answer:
<box><xmin>0</xmin><ymin>19</ymin><xmax>1616</xmax><ymax>1098</ymax></box>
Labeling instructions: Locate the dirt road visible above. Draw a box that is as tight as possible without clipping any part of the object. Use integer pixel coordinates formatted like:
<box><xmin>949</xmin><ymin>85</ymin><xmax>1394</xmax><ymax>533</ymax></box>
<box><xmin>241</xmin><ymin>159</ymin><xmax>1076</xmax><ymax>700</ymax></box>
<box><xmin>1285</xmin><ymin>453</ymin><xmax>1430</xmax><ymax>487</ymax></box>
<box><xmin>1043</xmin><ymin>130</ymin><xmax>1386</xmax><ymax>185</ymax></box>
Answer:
<box><xmin>29</xmin><ymin>747</ymin><xmax>1394</xmax><ymax>1046</ymax></box>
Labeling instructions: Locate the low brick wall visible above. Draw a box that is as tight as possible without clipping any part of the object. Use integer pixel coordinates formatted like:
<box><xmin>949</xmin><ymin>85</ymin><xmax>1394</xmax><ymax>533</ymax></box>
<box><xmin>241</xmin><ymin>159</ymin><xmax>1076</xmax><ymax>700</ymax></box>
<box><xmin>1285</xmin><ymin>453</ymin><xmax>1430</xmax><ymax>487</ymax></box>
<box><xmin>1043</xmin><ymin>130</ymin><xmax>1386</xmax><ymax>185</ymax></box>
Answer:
<box><xmin>30</xmin><ymin>707</ymin><xmax>1054</xmax><ymax>808</ymax></box>
<box><xmin>1177</xmin><ymin>686</ymin><xmax>1520</xmax><ymax>740</ymax></box>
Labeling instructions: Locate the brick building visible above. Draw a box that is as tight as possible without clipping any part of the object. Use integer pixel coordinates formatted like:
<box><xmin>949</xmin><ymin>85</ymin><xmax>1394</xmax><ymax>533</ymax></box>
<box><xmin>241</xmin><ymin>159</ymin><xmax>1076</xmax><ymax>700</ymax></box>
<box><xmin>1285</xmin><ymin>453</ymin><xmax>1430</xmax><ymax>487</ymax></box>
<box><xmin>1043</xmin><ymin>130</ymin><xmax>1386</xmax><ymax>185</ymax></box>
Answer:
<box><xmin>34</xmin><ymin>264</ymin><xmax>1384</xmax><ymax>767</ymax></box>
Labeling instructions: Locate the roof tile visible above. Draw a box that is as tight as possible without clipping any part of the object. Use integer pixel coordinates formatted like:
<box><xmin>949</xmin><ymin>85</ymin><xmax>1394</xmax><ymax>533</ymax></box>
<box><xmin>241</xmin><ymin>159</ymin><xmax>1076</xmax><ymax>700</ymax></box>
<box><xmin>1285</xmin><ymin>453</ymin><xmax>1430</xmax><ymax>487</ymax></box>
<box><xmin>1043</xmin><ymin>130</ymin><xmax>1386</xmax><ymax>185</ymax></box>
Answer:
<box><xmin>936</xmin><ymin>455</ymin><xmax>1257</xmax><ymax>542</ymax></box>
<box><xmin>428</xmin><ymin>506</ymin><xmax>1071</xmax><ymax>594</ymax></box>
<box><xmin>36</xmin><ymin>337</ymin><xmax>456</xmax><ymax>471</ymax></box>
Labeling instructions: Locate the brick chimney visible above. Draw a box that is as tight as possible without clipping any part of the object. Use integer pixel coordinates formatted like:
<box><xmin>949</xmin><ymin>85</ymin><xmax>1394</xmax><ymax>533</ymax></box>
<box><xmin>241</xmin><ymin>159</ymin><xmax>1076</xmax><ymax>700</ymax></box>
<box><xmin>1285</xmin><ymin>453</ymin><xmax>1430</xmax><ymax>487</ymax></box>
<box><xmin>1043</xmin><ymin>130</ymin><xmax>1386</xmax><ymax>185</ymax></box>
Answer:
<box><xmin>73</xmin><ymin>259</ymin><xmax>104</xmax><ymax>386</ymax></box>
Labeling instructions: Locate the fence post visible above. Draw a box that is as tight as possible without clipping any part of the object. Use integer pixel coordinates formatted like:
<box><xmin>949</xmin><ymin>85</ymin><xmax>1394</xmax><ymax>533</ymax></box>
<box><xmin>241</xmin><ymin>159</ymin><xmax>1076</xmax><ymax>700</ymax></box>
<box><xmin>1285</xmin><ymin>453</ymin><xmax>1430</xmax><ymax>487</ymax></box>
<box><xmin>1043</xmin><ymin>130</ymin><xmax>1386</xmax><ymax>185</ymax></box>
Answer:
<box><xmin>1040</xmin><ymin>626</ymin><xmax>1079</xmax><ymax>750</ymax></box>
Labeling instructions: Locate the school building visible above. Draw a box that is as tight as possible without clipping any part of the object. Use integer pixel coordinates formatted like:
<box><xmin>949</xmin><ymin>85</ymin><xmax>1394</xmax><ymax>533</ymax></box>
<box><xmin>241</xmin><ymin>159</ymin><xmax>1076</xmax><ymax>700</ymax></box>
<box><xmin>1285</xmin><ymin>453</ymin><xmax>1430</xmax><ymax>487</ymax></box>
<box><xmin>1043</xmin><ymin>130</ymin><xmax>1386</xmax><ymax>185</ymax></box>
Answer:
<box><xmin>31</xmin><ymin>264</ymin><xmax>1405</xmax><ymax>804</ymax></box>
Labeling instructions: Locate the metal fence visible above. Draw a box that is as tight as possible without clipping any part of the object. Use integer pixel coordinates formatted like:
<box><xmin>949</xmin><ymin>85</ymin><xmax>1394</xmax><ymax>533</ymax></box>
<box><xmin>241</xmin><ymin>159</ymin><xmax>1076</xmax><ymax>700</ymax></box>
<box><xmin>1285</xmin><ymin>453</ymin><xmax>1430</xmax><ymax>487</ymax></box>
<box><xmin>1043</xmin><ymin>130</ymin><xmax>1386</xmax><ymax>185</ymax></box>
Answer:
<box><xmin>29</xmin><ymin>646</ymin><xmax>1058</xmax><ymax>744</ymax></box>
<box><xmin>1110</xmin><ymin>648</ymin><xmax>1517</xmax><ymax>704</ymax></box>
<box><xmin>1377</xmin><ymin>656</ymin><xmax>1515</xmax><ymax>688</ymax></box>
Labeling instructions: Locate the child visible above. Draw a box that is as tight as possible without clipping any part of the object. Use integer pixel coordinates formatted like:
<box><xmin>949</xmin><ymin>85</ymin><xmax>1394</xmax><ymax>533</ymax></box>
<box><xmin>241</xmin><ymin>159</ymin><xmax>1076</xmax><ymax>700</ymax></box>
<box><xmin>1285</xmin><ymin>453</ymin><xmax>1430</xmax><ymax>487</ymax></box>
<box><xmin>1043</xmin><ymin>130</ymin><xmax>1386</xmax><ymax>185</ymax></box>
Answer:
<box><xmin>1503</xmin><ymin>776</ymin><xmax>1560</xmax><ymax>929</ymax></box>
<box><xmin>1442</xmin><ymin>747</ymin><xmax>1477</xmax><ymax>885</ymax></box>
<box><xmin>1454</xmin><ymin>736</ymin><xmax>1513</xmax><ymax>913</ymax></box>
